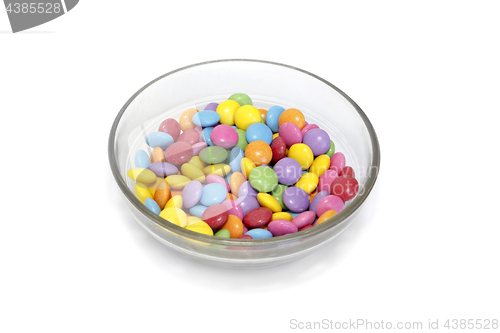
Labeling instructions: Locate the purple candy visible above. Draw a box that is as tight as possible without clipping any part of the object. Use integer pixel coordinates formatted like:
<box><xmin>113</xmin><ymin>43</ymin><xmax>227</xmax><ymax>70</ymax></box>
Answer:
<box><xmin>148</xmin><ymin>162</ymin><xmax>179</xmax><ymax>177</ymax></box>
<box><xmin>302</xmin><ymin>128</ymin><xmax>331</xmax><ymax>156</ymax></box>
<box><xmin>182</xmin><ymin>181</ymin><xmax>203</xmax><ymax>209</ymax></box>
<box><xmin>274</xmin><ymin>158</ymin><xmax>302</xmax><ymax>185</ymax></box>
<box><xmin>238</xmin><ymin>181</ymin><xmax>258</xmax><ymax>197</ymax></box>
<box><xmin>309</xmin><ymin>190</ymin><xmax>330</xmax><ymax>215</ymax></box>
<box><xmin>282</xmin><ymin>187</ymin><xmax>310</xmax><ymax>213</ymax></box>
<box><xmin>268</xmin><ymin>219</ymin><xmax>299</xmax><ymax>237</ymax></box>
<box><xmin>236</xmin><ymin>195</ymin><xmax>260</xmax><ymax>215</ymax></box>
<box><xmin>204</xmin><ymin>102</ymin><xmax>219</xmax><ymax>111</ymax></box>
<box><xmin>291</xmin><ymin>211</ymin><xmax>316</xmax><ymax>229</ymax></box>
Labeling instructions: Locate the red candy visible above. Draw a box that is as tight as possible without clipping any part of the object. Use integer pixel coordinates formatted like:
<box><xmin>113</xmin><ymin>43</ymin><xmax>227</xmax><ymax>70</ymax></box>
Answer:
<box><xmin>270</xmin><ymin>136</ymin><xmax>286</xmax><ymax>164</ymax></box>
<box><xmin>242</xmin><ymin>207</ymin><xmax>272</xmax><ymax>228</ymax></box>
<box><xmin>158</xmin><ymin>118</ymin><xmax>181</xmax><ymax>141</ymax></box>
<box><xmin>330</xmin><ymin>175</ymin><xmax>359</xmax><ymax>202</ymax></box>
<box><xmin>177</xmin><ymin>129</ymin><xmax>199</xmax><ymax>146</ymax></box>
<box><xmin>238</xmin><ymin>235</ymin><xmax>253</xmax><ymax>239</ymax></box>
<box><xmin>202</xmin><ymin>204</ymin><xmax>229</xmax><ymax>229</ymax></box>
<box><xmin>339</xmin><ymin>166</ymin><xmax>355</xmax><ymax>177</ymax></box>
<box><xmin>164</xmin><ymin>141</ymin><xmax>193</xmax><ymax>165</ymax></box>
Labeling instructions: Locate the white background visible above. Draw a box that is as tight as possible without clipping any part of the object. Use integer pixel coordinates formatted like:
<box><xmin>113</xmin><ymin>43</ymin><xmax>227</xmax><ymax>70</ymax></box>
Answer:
<box><xmin>1</xmin><ymin>1</ymin><xmax>499</xmax><ymax>332</ymax></box>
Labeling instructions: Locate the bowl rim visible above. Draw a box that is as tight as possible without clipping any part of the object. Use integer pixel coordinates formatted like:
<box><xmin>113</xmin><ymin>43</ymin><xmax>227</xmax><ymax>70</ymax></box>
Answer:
<box><xmin>108</xmin><ymin>59</ymin><xmax>380</xmax><ymax>247</ymax></box>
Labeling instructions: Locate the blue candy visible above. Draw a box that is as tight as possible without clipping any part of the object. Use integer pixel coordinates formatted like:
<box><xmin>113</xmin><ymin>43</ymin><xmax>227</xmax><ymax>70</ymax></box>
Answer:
<box><xmin>245</xmin><ymin>122</ymin><xmax>273</xmax><ymax>145</ymax></box>
<box><xmin>202</xmin><ymin>127</ymin><xmax>214</xmax><ymax>146</ymax></box>
<box><xmin>266</xmin><ymin>105</ymin><xmax>285</xmax><ymax>133</ymax></box>
<box><xmin>146</xmin><ymin>132</ymin><xmax>174</xmax><ymax>150</ymax></box>
<box><xmin>144</xmin><ymin>198</ymin><xmax>161</xmax><ymax>215</ymax></box>
<box><xmin>192</xmin><ymin>110</ymin><xmax>220</xmax><ymax>127</ymax></box>
<box><xmin>245</xmin><ymin>228</ymin><xmax>273</xmax><ymax>239</ymax></box>
<box><xmin>228</xmin><ymin>146</ymin><xmax>244</xmax><ymax>173</ymax></box>
<box><xmin>135</xmin><ymin>149</ymin><xmax>150</xmax><ymax>169</ymax></box>
<box><xmin>200</xmin><ymin>183</ymin><xmax>227</xmax><ymax>206</ymax></box>
<box><xmin>189</xmin><ymin>205</ymin><xmax>208</xmax><ymax>218</ymax></box>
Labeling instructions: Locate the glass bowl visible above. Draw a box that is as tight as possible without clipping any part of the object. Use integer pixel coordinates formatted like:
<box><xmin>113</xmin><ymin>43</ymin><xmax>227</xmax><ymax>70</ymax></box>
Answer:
<box><xmin>108</xmin><ymin>59</ymin><xmax>380</xmax><ymax>268</ymax></box>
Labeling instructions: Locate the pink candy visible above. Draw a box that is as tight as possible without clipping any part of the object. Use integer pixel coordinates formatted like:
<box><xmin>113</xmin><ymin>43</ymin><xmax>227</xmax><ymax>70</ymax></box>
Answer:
<box><xmin>211</xmin><ymin>124</ymin><xmax>238</xmax><ymax>149</ymax></box>
<box><xmin>316</xmin><ymin>195</ymin><xmax>344</xmax><ymax>217</ymax></box>
<box><xmin>278</xmin><ymin>122</ymin><xmax>302</xmax><ymax>148</ymax></box>
<box><xmin>206</xmin><ymin>174</ymin><xmax>231</xmax><ymax>192</ymax></box>
<box><xmin>317</xmin><ymin>169</ymin><xmax>339</xmax><ymax>192</ymax></box>
<box><xmin>330</xmin><ymin>152</ymin><xmax>346</xmax><ymax>174</ymax></box>
<box><xmin>268</xmin><ymin>219</ymin><xmax>299</xmax><ymax>237</ymax></box>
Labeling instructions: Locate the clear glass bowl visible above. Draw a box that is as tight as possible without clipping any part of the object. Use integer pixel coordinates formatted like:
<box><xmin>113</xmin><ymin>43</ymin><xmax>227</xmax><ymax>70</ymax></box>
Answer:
<box><xmin>108</xmin><ymin>59</ymin><xmax>380</xmax><ymax>268</ymax></box>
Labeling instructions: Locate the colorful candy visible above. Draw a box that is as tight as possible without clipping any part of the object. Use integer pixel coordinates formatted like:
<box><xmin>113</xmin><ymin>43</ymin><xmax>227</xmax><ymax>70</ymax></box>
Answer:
<box><xmin>127</xmin><ymin>93</ymin><xmax>359</xmax><ymax>239</ymax></box>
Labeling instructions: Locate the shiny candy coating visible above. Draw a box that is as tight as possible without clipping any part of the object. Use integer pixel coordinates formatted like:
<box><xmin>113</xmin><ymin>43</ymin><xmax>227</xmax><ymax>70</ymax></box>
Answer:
<box><xmin>243</xmin><ymin>207</ymin><xmax>273</xmax><ymax>228</ymax></box>
<box><xmin>330</xmin><ymin>152</ymin><xmax>346</xmax><ymax>174</ymax></box>
<box><xmin>240</xmin><ymin>157</ymin><xmax>256</xmax><ymax>179</ymax></box>
<box><xmin>164</xmin><ymin>141</ymin><xmax>193</xmax><ymax>165</ymax></box>
<box><xmin>211</xmin><ymin>124</ymin><xmax>239</xmax><ymax>149</ymax></box>
<box><xmin>185</xmin><ymin>221</ymin><xmax>213</xmax><ymax>236</ymax></box>
<box><xmin>267</xmin><ymin>219</ymin><xmax>298</xmax><ymax>237</ymax></box>
<box><xmin>179</xmin><ymin>108</ymin><xmax>198</xmax><ymax>131</ymax></box>
<box><xmin>214</xmin><ymin>228</ymin><xmax>231</xmax><ymax>238</ymax></box>
<box><xmin>202</xmin><ymin>204</ymin><xmax>229</xmax><ymax>229</ymax></box>
<box><xmin>272</xmin><ymin>212</ymin><xmax>293</xmax><ymax>221</ymax></box>
<box><xmin>192</xmin><ymin>110</ymin><xmax>221</xmax><ymax>127</ymax></box>
<box><xmin>245</xmin><ymin>123</ymin><xmax>273</xmax><ymax>145</ymax></box>
<box><xmin>216</xmin><ymin>100</ymin><xmax>240</xmax><ymax>125</ymax></box>
<box><xmin>245</xmin><ymin>140</ymin><xmax>272</xmax><ymax>166</ymax></box>
<box><xmin>259</xmin><ymin>109</ymin><xmax>267</xmax><ymax>122</ymax></box>
<box><xmin>308</xmin><ymin>190</ymin><xmax>329</xmax><ymax>215</ymax></box>
<box><xmin>339</xmin><ymin>166</ymin><xmax>355</xmax><ymax>177</ymax></box>
<box><xmin>153</xmin><ymin>180</ymin><xmax>171</xmax><ymax>210</ymax></box>
<box><xmin>135</xmin><ymin>150</ymin><xmax>150</xmax><ymax>169</ymax></box>
<box><xmin>199</xmin><ymin>146</ymin><xmax>228</xmax><ymax>165</ymax></box>
<box><xmin>238</xmin><ymin>181</ymin><xmax>258</xmax><ymax>198</ymax></box>
<box><xmin>287</xmin><ymin>143</ymin><xmax>314</xmax><ymax>170</ymax></box>
<box><xmin>127</xmin><ymin>168</ymin><xmax>157</xmax><ymax>184</ymax></box>
<box><xmin>244</xmin><ymin>228</ymin><xmax>272</xmax><ymax>239</ymax></box>
<box><xmin>326</xmin><ymin>140</ymin><xmax>336</xmax><ymax>158</ymax></box>
<box><xmin>144</xmin><ymin>198</ymin><xmax>161</xmax><ymax>215</ymax></box>
<box><xmin>235</xmin><ymin>129</ymin><xmax>248</xmax><ymax>150</ymax></box>
<box><xmin>188</xmin><ymin>156</ymin><xmax>206</xmax><ymax>170</ymax></box>
<box><xmin>177</xmin><ymin>129</ymin><xmax>200</xmax><ymax>146</ymax></box>
<box><xmin>192</xmin><ymin>142</ymin><xmax>207</xmax><ymax>156</ymax></box>
<box><xmin>229</xmin><ymin>93</ymin><xmax>253</xmax><ymax>106</ymax></box>
<box><xmin>150</xmin><ymin>147</ymin><xmax>165</xmax><ymax>163</ymax></box>
<box><xmin>202</xmin><ymin>127</ymin><xmax>214</xmax><ymax>146</ymax></box>
<box><xmin>135</xmin><ymin>182</ymin><xmax>153</xmax><ymax>203</ymax></box>
<box><xmin>203</xmin><ymin>163</ymin><xmax>231</xmax><ymax>177</ymax></box>
<box><xmin>271</xmin><ymin>184</ymin><xmax>288</xmax><ymax>210</ymax></box>
<box><xmin>301</xmin><ymin>123</ymin><xmax>319</xmax><ymax>136</ymax></box>
<box><xmin>316</xmin><ymin>210</ymin><xmax>337</xmax><ymax>225</ymax></box>
<box><xmin>229</xmin><ymin>172</ymin><xmax>246</xmax><ymax>197</ymax></box>
<box><xmin>221</xmin><ymin>215</ymin><xmax>244</xmax><ymax>238</ymax></box>
<box><xmin>204</xmin><ymin>102</ymin><xmax>219</xmax><ymax>111</ymax></box>
<box><xmin>181</xmin><ymin>163</ymin><xmax>205</xmax><ymax>183</ymax></box>
<box><xmin>228</xmin><ymin>147</ymin><xmax>244</xmax><ymax>173</ymax></box>
<box><xmin>234</xmin><ymin>105</ymin><xmax>261</xmax><ymax>130</ymax></box>
<box><xmin>302</xmin><ymin>128</ymin><xmax>331</xmax><ymax>156</ymax></box>
<box><xmin>236</xmin><ymin>195</ymin><xmax>260</xmax><ymax>215</ymax></box>
<box><xmin>316</xmin><ymin>195</ymin><xmax>344</xmax><ymax>217</ymax></box>
<box><xmin>279</xmin><ymin>122</ymin><xmax>303</xmax><ymax>148</ymax></box>
<box><xmin>278</xmin><ymin>108</ymin><xmax>306</xmax><ymax>130</ymax></box>
<box><xmin>206</xmin><ymin>174</ymin><xmax>231</xmax><ymax>192</ymax></box>
<box><xmin>166</xmin><ymin>175</ymin><xmax>191</xmax><ymax>189</ymax></box>
<box><xmin>149</xmin><ymin>162</ymin><xmax>179</xmax><ymax>177</ymax></box>
<box><xmin>182</xmin><ymin>180</ymin><xmax>203</xmax><ymax>209</ymax></box>
<box><xmin>317</xmin><ymin>169</ymin><xmax>339</xmax><ymax>193</ymax></box>
<box><xmin>146</xmin><ymin>132</ymin><xmax>174</xmax><ymax>150</ymax></box>
<box><xmin>282</xmin><ymin>186</ymin><xmax>310</xmax><ymax>213</ymax></box>
<box><xmin>291</xmin><ymin>211</ymin><xmax>316</xmax><ymax>229</ymax></box>
<box><xmin>274</xmin><ymin>157</ymin><xmax>302</xmax><ymax>185</ymax></box>
<box><xmin>270</xmin><ymin>136</ymin><xmax>287</xmax><ymax>164</ymax></box>
<box><xmin>159</xmin><ymin>207</ymin><xmax>188</xmax><ymax>227</ymax></box>
<box><xmin>248</xmin><ymin>166</ymin><xmax>278</xmax><ymax>193</ymax></box>
<box><xmin>257</xmin><ymin>193</ymin><xmax>282</xmax><ymax>213</ymax></box>
<box><xmin>330</xmin><ymin>175</ymin><xmax>359</xmax><ymax>202</ymax></box>
<box><xmin>221</xmin><ymin>200</ymin><xmax>244</xmax><ymax>221</ymax></box>
<box><xmin>295</xmin><ymin>172</ymin><xmax>319</xmax><ymax>194</ymax></box>
<box><xmin>200</xmin><ymin>183</ymin><xmax>227</xmax><ymax>206</ymax></box>
<box><xmin>166</xmin><ymin>195</ymin><xmax>183</xmax><ymax>209</ymax></box>
<box><xmin>265</xmin><ymin>105</ymin><xmax>285</xmax><ymax>132</ymax></box>
<box><xmin>189</xmin><ymin>205</ymin><xmax>208</xmax><ymax>218</ymax></box>
<box><xmin>310</xmin><ymin>155</ymin><xmax>331</xmax><ymax>177</ymax></box>
<box><xmin>158</xmin><ymin>118</ymin><xmax>181</xmax><ymax>141</ymax></box>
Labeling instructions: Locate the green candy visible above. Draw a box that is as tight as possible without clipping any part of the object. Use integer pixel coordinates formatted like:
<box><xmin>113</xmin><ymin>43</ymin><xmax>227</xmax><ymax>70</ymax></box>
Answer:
<box><xmin>214</xmin><ymin>228</ymin><xmax>230</xmax><ymax>238</ymax></box>
<box><xmin>271</xmin><ymin>184</ymin><xmax>288</xmax><ymax>210</ymax></box>
<box><xmin>249</xmin><ymin>166</ymin><xmax>278</xmax><ymax>193</ymax></box>
<box><xmin>199</xmin><ymin>146</ymin><xmax>228</xmax><ymax>164</ymax></box>
<box><xmin>228</xmin><ymin>93</ymin><xmax>253</xmax><ymax>106</ymax></box>
<box><xmin>235</xmin><ymin>129</ymin><xmax>248</xmax><ymax>151</ymax></box>
<box><xmin>326</xmin><ymin>140</ymin><xmax>336</xmax><ymax>158</ymax></box>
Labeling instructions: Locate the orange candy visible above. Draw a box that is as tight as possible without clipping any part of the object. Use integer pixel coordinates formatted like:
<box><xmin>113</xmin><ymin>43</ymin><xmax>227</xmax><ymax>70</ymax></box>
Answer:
<box><xmin>220</xmin><ymin>215</ymin><xmax>244</xmax><ymax>238</ymax></box>
<box><xmin>229</xmin><ymin>172</ymin><xmax>246</xmax><ymax>197</ymax></box>
<box><xmin>179</xmin><ymin>108</ymin><xmax>198</xmax><ymax>132</ymax></box>
<box><xmin>278</xmin><ymin>108</ymin><xmax>306</xmax><ymax>130</ymax></box>
<box><xmin>245</xmin><ymin>140</ymin><xmax>272</xmax><ymax>166</ymax></box>
<box><xmin>259</xmin><ymin>109</ymin><xmax>268</xmax><ymax>122</ymax></box>
<box><xmin>226</xmin><ymin>193</ymin><xmax>238</xmax><ymax>201</ymax></box>
<box><xmin>316</xmin><ymin>210</ymin><xmax>337</xmax><ymax>225</ymax></box>
<box><xmin>150</xmin><ymin>147</ymin><xmax>165</xmax><ymax>163</ymax></box>
<box><xmin>170</xmin><ymin>189</ymin><xmax>183</xmax><ymax>197</ymax></box>
<box><xmin>153</xmin><ymin>181</ymin><xmax>171</xmax><ymax>210</ymax></box>
<box><xmin>309</xmin><ymin>190</ymin><xmax>319</xmax><ymax>203</ymax></box>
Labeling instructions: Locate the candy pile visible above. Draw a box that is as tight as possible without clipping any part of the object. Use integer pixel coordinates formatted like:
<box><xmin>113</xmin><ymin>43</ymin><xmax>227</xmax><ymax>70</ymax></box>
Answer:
<box><xmin>127</xmin><ymin>93</ymin><xmax>359</xmax><ymax>239</ymax></box>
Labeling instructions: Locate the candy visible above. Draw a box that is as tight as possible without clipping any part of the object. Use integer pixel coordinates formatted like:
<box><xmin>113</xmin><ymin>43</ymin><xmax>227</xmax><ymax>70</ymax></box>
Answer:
<box><xmin>202</xmin><ymin>204</ymin><xmax>228</xmax><ymax>228</ymax></box>
<box><xmin>266</xmin><ymin>105</ymin><xmax>285</xmax><ymax>132</ymax></box>
<box><xmin>259</xmin><ymin>109</ymin><xmax>268</xmax><ymax>122</ymax></box>
<box><xmin>203</xmin><ymin>163</ymin><xmax>231</xmax><ymax>177</ymax></box>
<box><xmin>200</xmin><ymin>183</ymin><xmax>227</xmax><ymax>206</ymax></box>
<box><xmin>257</xmin><ymin>193</ymin><xmax>282</xmax><ymax>213</ymax></box>
<box><xmin>160</xmin><ymin>207</ymin><xmax>188</xmax><ymax>227</ymax></box>
<box><xmin>245</xmin><ymin>140</ymin><xmax>272</xmax><ymax>166</ymax></box>
<box><xmin>295</xmin><ymin>172</ymin><xmax>319</xmax><ymax>194</ymax></box>
<box><xmin>204</xmin><ymin>102</ymin><xmax>219</xmax><ymax>111</ymax></box>
<box><xmin>245</xmin><ymin>123</ymin><xmax>273</xmax><ymax>145</ymax></box>
<box><xmin>149</xmin><ymin>162</ymin><xmax>179</xmax><ymax>177</ymax></box>
<box><xmin>179</xmin><ymin>108</ymin><xmax>198</xmax><ymax>131</ymax></box>
<box><xmin>291</xmin><ymin>211</ymin><xmax>316</xmax><ymax>229</ymax></box>
<box><xmin>158</xmin><ymin>118</ymin><xmax>181</xmax><ymax>141</ymax></box>
<box><xmin>236</xmin><ymin>195</ymin><xmax>260</xmax><ymax>215</ymax></box>
<box><xmin>301</xmin><ymin>123</ymin><xmax>319</xmax><ymax>136</ymax></box>
<box><xmin>229</xmin><ymin>93</ymin><xmax>253</xmax><ymax>106</ymax></box>
<box><xmin>279</xmin><ymin>122</ymin><xmax>303</xmax><ymax>148</ymax></box>
<box><xmin>202</xmin><ymin>127</ymin><xmax>214</xmax><ymax>146</ymax></box>
<box><xmin>182</xmin><ymin>180</ymin><xmax>203</xmax><ymax>208</ymax></box>
<box><xmin>267</xmin><ymin>219</ymin><xmax>298</xmax><ymax>237</ymax></box>
<box><xmin>127</xmin><ymin>168</ymin><xmax>157</xmax><ymax>184</ymax></box>
<box><xmin>317</xmin><ymin>169</ymin><xmax>339</xmax><ymax>193</ymax></box>
<box><xmin>278</xmin><ymin>108</ymin><xmax>305</xmax><ymax>130</ymax></box>
<box><xmin>302</xmin><ymin>128</ymin><xmax>330</xmax><ymax>156</ymax></box>
<box><xmin>166</xmin><ymin>195</ymin><xmax>183</xmax><ymax>209</ymax></box>
<box><xmin>164</xmin><ymin>141</ymin><xmax>193</xmax><ymax>165</ymax></box>
<box><xmin>271</xmin><ymin>184</ymin><xmax>288</xmax><ymax>210</ymax></box>
<box><xmin>308</xmin><ymin>190</ymin><xmax>329</xmax><ymax>215</ymax></box>
<box><xmin>221</xmin><ymin>200</ymin><xmax>244</xmax><ymax>221</ymax></box>
<box><xmin>316</xmin><ymin>210</ymin><xmax>337</xmax><ymax>225</ymax></box>
<box><xmin>192</xmin><ymin>142</ymin><xmax>207</xmax><ymax>156</ymax></box>
<box><xmin>135</xmin><ymin>150</ymin><xmax>150</xmax><ymax>169</ymax></box>
<box><xmin>234</xmin><ymin>105</ymin><xmax>261</xmax><ymax>130</ymax></box>
<box><xmin>272</xmin><ymin>212</ymin><xmax>293</xmax><ymax>221</ymax></box>
<box><xmin>330</xmin><ymin>152</ymin><xmax>346</xmax><ymax>174</ymax></box>
<box><xmin>150</xmin><ymin>147</ymin><xmax>165</xmax><ymax>163</ymax></box>
<box><xmin>244</xmin><ymin>228</ymin><xmax>273</xmax><ymax>239</ymax></box>
<box><xmin>211</xmin><ymin>124</ymin><xmax>238</xmax><ymax>148</ymax></box>
<box><xmin>238</xmin><ymin>181</ymin><xmax>258</xmax><ymax>198</ymax></box>
<box><xmin>192</xmin><ymin>110</ymin><xmax>221</xmax><ymax>127</ymax></box>
<box><xmin>287</xmin><ymin>143</ymin><xmax>314</xmax><ymax>170</ymax></box>
<box><xmin>339</xmin><ymin>166</ymin><xmax>355</xmax><ymax>177</ymax></box>
<box><xmin>274</xmin><ymin>157</ymin><xmax>302</xmax><ymax>185</ymax></box>
<box><xmin>166</xmin><ymin>175</ymin><xmax>191</xmax><ymax>189</ymax></box>
<box><xmin>214</xmin><ymin>228</ymin><xmax>231</xmax><ymax>238</ymax></box>
<box><xmin>216</xmin><ymin>100</ymin><xmax>240</xmax><ymax>125</ymax></box>
<box><xmin>316</xmin><ymin>195</ymin><xmax>344</xmax><ymax>217</ymax></box>
<box><xmin>153</xmin><ymin>180</ymin><xmax>171</xmax><ymax>210</ymax></box>
<box><xmin>221</xmin><ymin>215</ymin><xmax>244</xmax><ymax>238</ymax></box>
<box><xmin>243</xmin><ymin>207</ymin><xmax>273</xmax><ymax>228</ymax></box>
<box><xmin>199</xmin><ymin>146</ymin><xmax>228</xmax><ymax>164</ymax></box>
<box><xmin>187</xmin><ymin>156</ymin><xmax>206</xmax><ymax>170</ymax></box>
<box><xmin>310</xmin><ymin>155</ymin><xmax>331</xmax><ymax>177</ymax></box>
<box><xmin>206</xmin><ymin>174</ymin><xmax>231</xmax><ymax>192</ymax></box>
<box><xmin>248</xmin><ymin>166</ymin><xmax>278</xmax><ymax>193</ymax></box>
<box><xmin>282</xmin><ymin>187</ymin><xmax>310</xmax><ymax>213</ymax></box>
<box><xmin>270</xmin><ymin>136</ymin><xmax>287</xmax><ymax>164</ymax></box>
<box><xmin>189</xmin><ymin>205</ymin><xmax>208</xmax><ymax>218</ymax></box>
<box><xmin>177</xmin><ymin>129</ymin><xmax>199</xmax><ymax>146</ymax></box>
<box><xmin>330</xmin><ymin>175</ymin><xmax>359</xmax><ymax>202</ymax></box>
<box><xmin>185</xmin><ymin>221</ymin><xmax>214</xmax><ymax>236</ymax></box>
<box><xmin>186</xmin><ymin>216</ymin><xmax>202</xmax><ymax>225</ymax></box>
<box><xmin>144</xmin><ymin>198</ymin><xmax>161</xmax><ymax>215</ymax></box>
<box><xmin>229</xmin><ymin>172</ymin><xmax>246</xmax><ymax>197</ymax></box>
<box><xmin>240</xmin><ymin>157</ymin><xmax>256</xmax><ymax>179</ymax></box>
<box><xmin>146</xmin><ymin>132</ymin><xmax>174</xmax><ymax>150</ymax></box>
<box><xmin>228</xmin><ymin>147</ymin><xmax>244</xmax><ymax>173</ymax></box>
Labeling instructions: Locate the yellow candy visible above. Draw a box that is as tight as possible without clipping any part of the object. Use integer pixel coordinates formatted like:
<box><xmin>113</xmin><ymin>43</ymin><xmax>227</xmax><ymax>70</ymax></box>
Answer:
<box><xmin>316</xmin><ymin>209</ymin><xmax>337</xmax><ymax>225</ymax></box>
<box><xmin>181</xmin><ymin>163</ymin><xmax>206</xmax><ymax>183</ymax></box>
<box><xmin>257</xmin><ymin>193</ymin><xmax>282</xmax><ymax>213</ymax></box>
<box><xmin>186</xmin><ymin>216</ymin><xmax>202</xmax><ymax>225</ymax></box>
<box><xmin>240</xmin><ymin>157</ymin><xmax>256</xmax><ymax>179</ymax></box>
<box><xmin>188</xmin><ymin>156</ymin><xmax>206</xmax><ymax>170</ymax></box>
<box><xmin>127</xmin><ymin>168</ymin><xmax>157</xmax><ymax>184</ymax></box>
<box><xmin>272</xmin><ymin>133</ymin><xmax>279</xmax><ymax>139</ymax></box>
<box><xmin>288</xmin><ymin>143</ymin><xmax>314</xmax><ymax>170</ymax></box>
<box><xmin>295</xmin><ymin>172</ymin><xmax>319</xmax><ymax>194</ymax></box>
<box><xmin>148</xmin><ymin>177</ymin><xmax>165</xmax><ymax>196</ymax></box>
<box><xmin>216</xmin><ymin>100</ymin><xmax>240</xmax><ymax>125</ymax></box>
<box><xmin>234</xmin><ymin>105</ymin><xmax>261</xmax><ymax>130</ymax></box>
<box><xmin>203</xmin><ymin>163</ymin><xmax>231</xmax><ymax>177</ymax></box>
<box><xmin>159</xmin><ymin>207</ymin><xmax>188</xmax><ymax>227</ymax></box>
<box><xmin>310</xmin><ymin>155</ymin><xmax>331</xmax><ymax>177</ymax></box>
<box><xmin>166</xmin><ymin>175</ymin><xmax>191</xmax><ymax>189</ymax></box>
<box><xmin>272</xmin><ymin>212</ymin><xmax>293</xmax><ymax>221</ymax></box>
<box><xmin>185</xmin><ymin>221</ymin><xmax>214</xmax><ymax>236</ymax></box>
<box><xmin>166</xmin><ymin>195</ymin><xmax>183</xmax><ymax>208</ymax></box>
<box><xmin>134</xmin><ymin>182</ymin><xmax>153</xmax><ymax>203</ymax></box>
